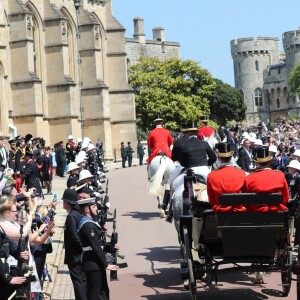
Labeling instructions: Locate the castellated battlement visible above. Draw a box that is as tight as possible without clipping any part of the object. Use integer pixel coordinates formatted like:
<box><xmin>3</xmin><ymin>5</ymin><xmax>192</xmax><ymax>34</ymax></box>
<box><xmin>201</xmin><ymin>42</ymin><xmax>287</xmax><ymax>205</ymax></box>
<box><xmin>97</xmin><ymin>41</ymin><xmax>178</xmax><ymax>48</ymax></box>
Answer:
<box><xmin>283</xmin><ymin>28</ymin><xmax>300</xmax><ymax>49</ymax></box>
<box><xmin>231</xmin><ymin>37</ymin><xmax>280</xmax><ymax>56</ymax></box>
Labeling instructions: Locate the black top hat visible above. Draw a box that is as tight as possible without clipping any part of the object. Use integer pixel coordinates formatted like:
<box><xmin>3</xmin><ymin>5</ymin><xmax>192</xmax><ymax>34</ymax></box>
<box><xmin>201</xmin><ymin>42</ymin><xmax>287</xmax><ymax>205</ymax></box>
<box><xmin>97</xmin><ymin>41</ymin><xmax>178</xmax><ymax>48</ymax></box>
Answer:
<box><xmin>24</xmin><ymin>151</ymin><xmax>34</xmax><ymax>158</ymax></box>
<box><xmin>77</xmin><ymin>197</ymin><xmax>96</xmax><ymax>207</ymax></box>
<box><xmin>216</xmin><ymin>143</ymin><xmax>234</xmax><ymax>157</ymax></box>
<box><xmin>200</xmin><ymin>115</ymin><xmax>209</xmax><ymax>122</ymax></box>
<box><xmin>8</xmin><ymin>139</ymin><xmax>16</xmax><ymax>145</ymax></box>
<box><xmin>62</xmin><ymin>188</ymin><xmax>78</xmax><ymax>205</ymax></box>
<box><xmin>181</xmin><ymin>121</ymin><xmax>198</xmax><ymax>132</ymax></box>
<box><xmin>25</xmin><ymin>134</ymin><xmax>33</xmax><ymax>143</ymax></box>
<box><xmin>254</xmin><ymin>146</ymin><xmax>272</xmax><ymax>163</ymax></box>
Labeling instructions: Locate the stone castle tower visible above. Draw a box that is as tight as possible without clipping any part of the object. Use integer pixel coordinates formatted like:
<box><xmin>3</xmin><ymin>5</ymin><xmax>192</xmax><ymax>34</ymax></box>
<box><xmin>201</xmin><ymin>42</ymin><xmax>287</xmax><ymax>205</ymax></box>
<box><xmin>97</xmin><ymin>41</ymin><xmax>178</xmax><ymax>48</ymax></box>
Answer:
<box><xmin>125</xmin><ymin>17</ymin><xmax>180</xmax><ymax>66</ymax></box>
<box><xmin>231</xmin><ymin>37</ymin><xmax>281</xmax><ymax>124</ymax></box>
<box><xmin>0</xmin><ymin>0</ymin><xmax>137</xmax><ymax>160</ymax></box>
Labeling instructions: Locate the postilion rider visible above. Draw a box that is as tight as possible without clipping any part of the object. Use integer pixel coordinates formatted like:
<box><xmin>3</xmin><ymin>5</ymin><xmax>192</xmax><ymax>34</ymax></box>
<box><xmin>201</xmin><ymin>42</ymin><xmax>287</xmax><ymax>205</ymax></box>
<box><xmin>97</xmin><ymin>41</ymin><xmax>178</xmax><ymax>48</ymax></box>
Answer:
<box><xmin>197</xmin><ymin>115</ymin><xmax>215</xmax><ymax>140</ymax></box>
<box><xmin>147</xmin><ymin>117</ymin><xmax>173</xmax><ymax>164</ymax></box>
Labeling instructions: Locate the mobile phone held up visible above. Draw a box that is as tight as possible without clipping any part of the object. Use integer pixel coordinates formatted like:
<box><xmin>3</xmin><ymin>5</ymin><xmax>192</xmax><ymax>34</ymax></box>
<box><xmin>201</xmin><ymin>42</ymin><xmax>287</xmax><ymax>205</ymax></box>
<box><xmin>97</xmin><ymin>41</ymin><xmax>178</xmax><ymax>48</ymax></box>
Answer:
<box><xmin>53</xmin><ymin>193</ymin><xmax>58</xmax><ymax>204</ymax></box>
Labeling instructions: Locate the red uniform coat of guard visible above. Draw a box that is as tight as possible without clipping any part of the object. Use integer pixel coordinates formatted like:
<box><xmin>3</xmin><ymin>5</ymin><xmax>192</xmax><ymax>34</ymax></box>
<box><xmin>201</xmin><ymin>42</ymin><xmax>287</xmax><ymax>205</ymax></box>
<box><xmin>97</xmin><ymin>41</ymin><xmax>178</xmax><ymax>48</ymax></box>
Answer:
<box><xmin>244</xmin><ymin>168</ymin><xmax>289</xmax><ymax>212</ymax></box>
<box><xmin>197</xmin><ymin>126</ymin><xmax>215</xmax><ymax>140</ymax></box>
<box><xmin>207</xmin><ymin>166</ymin><xmax>246</xmax><ymax>212</ymax></box>
<box><xmin>147</xmin><ymin>127</ymin><xmax>173</xmax><ymax>163</ymax></box>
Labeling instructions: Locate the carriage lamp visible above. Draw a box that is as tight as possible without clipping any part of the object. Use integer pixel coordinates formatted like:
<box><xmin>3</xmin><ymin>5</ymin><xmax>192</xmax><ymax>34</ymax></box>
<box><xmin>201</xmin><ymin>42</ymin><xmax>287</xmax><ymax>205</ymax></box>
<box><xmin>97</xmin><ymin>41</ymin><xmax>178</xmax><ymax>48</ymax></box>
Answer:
<box><xmin>73</xmin><ymin>0</ymin><xmax>80</xmax><ymax>12</ymax></box>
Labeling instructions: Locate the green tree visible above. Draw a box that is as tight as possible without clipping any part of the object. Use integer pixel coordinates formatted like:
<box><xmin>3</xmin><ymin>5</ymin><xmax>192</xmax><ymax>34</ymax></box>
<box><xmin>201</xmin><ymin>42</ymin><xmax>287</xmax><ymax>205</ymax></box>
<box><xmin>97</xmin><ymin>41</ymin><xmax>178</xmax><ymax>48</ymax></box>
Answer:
<box><xmin>288</xmin><ymin>63</ymin><xmax>300</xmax><ymax>97</ymax></box>
<box><xmin>128</xmin><ymin>57</ymin><xmax>215</xmax><ymax>131</ymax></box>
<box><xmin>210</xmin><ymin>79</ymin><xmax>246</xmax><ymax>125</ymax></box>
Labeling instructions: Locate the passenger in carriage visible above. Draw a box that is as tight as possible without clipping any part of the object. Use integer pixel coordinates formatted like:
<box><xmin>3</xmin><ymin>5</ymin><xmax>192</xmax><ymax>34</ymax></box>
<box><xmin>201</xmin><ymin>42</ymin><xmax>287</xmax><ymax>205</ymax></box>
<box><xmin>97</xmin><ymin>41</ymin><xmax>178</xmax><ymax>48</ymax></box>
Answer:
<box><xmin>244</xmin><ymin>146</ymin><xmax>289</xmax><ymax>212</ymax></box>
<box><xmin>207</xmin><ymin>142</ymin><xmax>247</xmax><ymax>212</ymax></box>
<box><xmin>147</xmin><ymin>117</ymin><xmax>173</xmax><ymax>164</ymax></box>
<box><xmin>180</xmin><ymin>122</ymin><xmax>216</xmax><ymax>183</ymax></box>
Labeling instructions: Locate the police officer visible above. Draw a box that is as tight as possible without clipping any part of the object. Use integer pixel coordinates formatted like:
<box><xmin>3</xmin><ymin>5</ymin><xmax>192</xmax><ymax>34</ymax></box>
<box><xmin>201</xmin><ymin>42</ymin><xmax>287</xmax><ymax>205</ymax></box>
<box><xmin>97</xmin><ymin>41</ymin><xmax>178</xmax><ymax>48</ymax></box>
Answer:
<box><xmin>77</xmin><ymin>198</ymin><xmax>118</xmax><ymax>300</ymax></box>
<box><xmin>120</xmin><ymin>142</ymin><xmax>127</xmax><ymax>168</ymax></box>
<box><xmin>63</xmin><ymin>188</ymin><xmax>86</xmax><ymax>300</ymax></box>
<box><xmin>126</xmin><ymin>142</ymin><xmax>134</xmax><ymax>167</ymax></box>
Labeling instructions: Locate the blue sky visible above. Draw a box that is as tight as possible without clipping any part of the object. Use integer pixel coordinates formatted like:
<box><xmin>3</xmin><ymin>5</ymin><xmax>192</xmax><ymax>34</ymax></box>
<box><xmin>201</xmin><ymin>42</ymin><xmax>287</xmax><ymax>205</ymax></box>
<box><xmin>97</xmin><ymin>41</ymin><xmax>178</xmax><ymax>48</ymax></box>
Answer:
<box><xmin>112</xmin><ymin>0</ymin><xmax>300</xmax><ymax>86</ymax></box>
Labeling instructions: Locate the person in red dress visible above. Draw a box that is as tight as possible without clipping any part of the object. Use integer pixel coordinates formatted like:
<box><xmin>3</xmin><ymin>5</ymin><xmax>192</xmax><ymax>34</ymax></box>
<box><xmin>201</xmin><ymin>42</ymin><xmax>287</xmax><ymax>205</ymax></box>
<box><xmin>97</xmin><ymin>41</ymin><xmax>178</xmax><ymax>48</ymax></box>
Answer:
<box><xmin>207</xmin><ymin>142</ymin><xmax>246</xmax><ymax>212</ymax></box>
<box><xmin>244</xmin><ymin>146</ymin><xmax>289</xmax><ymax>212</ymax></box>
<box><xmin>147</xmin><ymin>118</ymin><xmax>173</xmax><ymax>164</ymax></box>
<box><xmin>197</xmin><ymin>115</ymin><xmax>215</xmax><ymax>140</ymax></box>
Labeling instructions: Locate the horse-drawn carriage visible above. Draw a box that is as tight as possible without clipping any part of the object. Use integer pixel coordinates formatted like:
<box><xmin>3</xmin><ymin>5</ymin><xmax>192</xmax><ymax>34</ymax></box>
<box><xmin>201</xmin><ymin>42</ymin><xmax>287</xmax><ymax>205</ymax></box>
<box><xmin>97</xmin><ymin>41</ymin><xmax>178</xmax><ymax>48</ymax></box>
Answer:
<box><xmin>179</xmin><ymin>192</ymin><xmax>300</xmax><ymax>299</ymax></box>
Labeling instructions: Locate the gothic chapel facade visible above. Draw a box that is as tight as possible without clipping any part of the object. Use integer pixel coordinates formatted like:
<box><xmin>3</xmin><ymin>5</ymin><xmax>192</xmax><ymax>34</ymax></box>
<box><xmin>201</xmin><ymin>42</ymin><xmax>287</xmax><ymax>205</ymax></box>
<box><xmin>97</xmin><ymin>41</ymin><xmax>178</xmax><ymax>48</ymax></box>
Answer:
<box><xmin>0</xmin><ymin>0</ymin><xmax>136</xmax><ymax>159</ymax></box>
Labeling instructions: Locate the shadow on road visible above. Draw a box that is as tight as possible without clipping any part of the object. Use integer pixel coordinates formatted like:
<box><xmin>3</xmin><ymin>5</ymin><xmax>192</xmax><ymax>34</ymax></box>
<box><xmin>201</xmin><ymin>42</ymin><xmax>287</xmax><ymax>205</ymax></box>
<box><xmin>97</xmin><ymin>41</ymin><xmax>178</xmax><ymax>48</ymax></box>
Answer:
<box><xmin>137</xmin><ymin>246</ymin><xmax>181</xmax><ymax>264</ymax></box>
<box><xmin>123</xmin><ymin>211</ymin><xmax>162</xmax><ymax>220</ymax></box>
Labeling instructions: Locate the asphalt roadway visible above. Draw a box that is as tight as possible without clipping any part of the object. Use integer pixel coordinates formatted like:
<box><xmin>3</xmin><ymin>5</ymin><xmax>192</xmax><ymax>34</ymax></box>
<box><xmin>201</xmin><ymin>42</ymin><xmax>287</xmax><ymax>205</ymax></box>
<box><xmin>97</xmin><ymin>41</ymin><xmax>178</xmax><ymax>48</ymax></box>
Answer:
<box><xmin>46</xmin><ymin>162</ymin><xmax>298</xmax><ymax>300</ymax></box>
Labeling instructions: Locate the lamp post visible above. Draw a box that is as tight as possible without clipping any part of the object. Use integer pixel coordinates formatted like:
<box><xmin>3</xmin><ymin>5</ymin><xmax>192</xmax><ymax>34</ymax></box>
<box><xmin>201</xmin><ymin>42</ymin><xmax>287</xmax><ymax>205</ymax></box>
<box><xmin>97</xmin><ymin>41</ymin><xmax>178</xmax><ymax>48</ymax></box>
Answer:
<box><xmin>73</xmin><ymin>0</ymin><xmax>83</xmax><ymax>138</ymax></box>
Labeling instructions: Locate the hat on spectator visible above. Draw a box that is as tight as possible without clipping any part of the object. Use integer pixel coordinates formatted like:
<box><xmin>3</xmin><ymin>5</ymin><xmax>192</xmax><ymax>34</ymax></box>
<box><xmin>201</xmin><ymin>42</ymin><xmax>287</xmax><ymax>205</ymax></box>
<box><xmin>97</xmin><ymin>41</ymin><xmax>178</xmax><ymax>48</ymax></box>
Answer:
<box><xmin>67</xmin><ymin>162</ymin><xmax>80</xmax><ymax>173</ymax></box>
<box><xmin>216</xmin><ymin>143</ymin><xmax>234</xmax><ymax>157</ymax></box>
<box><xmin>62</xmin><ymin>188</ymin><xmax>78</xmax><ymax>204</ymax></box>
<box><xmin>287</xmin><ymin>160</ymin><xmax>300</xmax><ymax>171</ymax></box>
<box><xmin>254</xmin><ymin>146</ymin><xmax>272</xmax><ymax>163</ymax></box>
<box><xmin>67</xmin><ymin>135</ymin><xmax>74</xmax><ymax>140</ymax></box>
<box><xmin>81</xmin><ymin>142</ymin><xmax>89</xmax><ymax>150</ymax></box>
<box><xmin>242</xmin><ymin>132</ymin><xmax>249</xmax><ymax>138</ymax></box>
<box><xmin>268</xmin><ymin>145</ymin><xmax>277</xmax><ymax>153</ymax></box>
<box><xmin>83</xmin><ymin>137</ymin><xmax>91</xmax><ymax>143</ymax></box>
<box><xmin>254</xmin><ymin>139</ymin><xmax>263</xmax><ymax>146</ymax></box>
<box><xmin>77</xmin><ymin>138</ymin><xmax>83</xmax><ymax>143</ymax></box>
<box><xmin>78</xmin><ymin>170</ymin><xmax>93</xmax><ymax>182</ymax></box>
<box><xmin>248</xmin><ymin>136</ymin><xmax>256</xmax><ymax>143</ymax></box>
<box><xmin>293</xmin><ymin>149</ymin><xmax>300</xmax><ymax>157</ymax></box>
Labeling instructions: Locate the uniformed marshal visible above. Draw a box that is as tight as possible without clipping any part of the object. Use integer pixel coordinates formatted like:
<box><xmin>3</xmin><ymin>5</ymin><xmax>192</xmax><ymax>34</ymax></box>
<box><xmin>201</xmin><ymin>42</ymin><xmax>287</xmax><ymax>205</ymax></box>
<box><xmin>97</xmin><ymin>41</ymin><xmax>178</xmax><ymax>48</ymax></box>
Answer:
<box><xmin>77</xmin><ymin>198</ymin><xmax>118</xmax><ymax>300</ymax></box>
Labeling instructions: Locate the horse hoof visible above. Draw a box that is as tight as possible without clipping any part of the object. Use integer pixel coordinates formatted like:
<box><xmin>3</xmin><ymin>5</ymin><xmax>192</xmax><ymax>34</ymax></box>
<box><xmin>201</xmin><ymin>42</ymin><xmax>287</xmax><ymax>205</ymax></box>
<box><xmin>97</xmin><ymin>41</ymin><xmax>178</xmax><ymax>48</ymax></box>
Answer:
<box><xmin>160</xmin><ymin>211</ymin><xmax>165</xmax><ymax>218</ymax></box>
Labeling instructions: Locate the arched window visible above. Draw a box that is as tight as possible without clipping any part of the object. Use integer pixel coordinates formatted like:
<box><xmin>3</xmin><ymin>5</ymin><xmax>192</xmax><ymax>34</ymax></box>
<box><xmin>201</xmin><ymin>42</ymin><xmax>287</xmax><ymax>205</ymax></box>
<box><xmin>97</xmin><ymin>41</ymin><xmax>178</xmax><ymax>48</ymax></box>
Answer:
<box><xmin>270</xmin><ymin>89</ymin><xmax>274</xmax><ymax>99</ymax></box>
<box><xmin>255</xmin><ymin>60</ymin><xmax>259</xmax><ymax>71</ymax></box>
<box><xmin>238</xmin><ymin>62</ymin><xmax>241</xmax><ymax>73</ymax></box>
<box><xmin>277</xmin><ymin>99</ymin><xmax>280</xmax><ymax>109</ymax></box>
<box><xmin>254</xmin><ymin>88</ymin><xmax>263</xmax><ymax>106</ymax></box>
<box><xmin>277</xmin><ymin>87</ymin><xmax>281</xmax><ymax>97</ymax></box>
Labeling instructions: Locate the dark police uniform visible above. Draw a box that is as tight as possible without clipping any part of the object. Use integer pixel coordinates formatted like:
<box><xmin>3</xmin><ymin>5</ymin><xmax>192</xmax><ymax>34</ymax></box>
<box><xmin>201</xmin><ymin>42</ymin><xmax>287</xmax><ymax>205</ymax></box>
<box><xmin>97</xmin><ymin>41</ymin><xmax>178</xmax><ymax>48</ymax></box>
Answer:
<box><xmin>78</xmin><ymin>216</ymin><xmax>109</xmax><ymax>300</ymax></box>
<box><xmin>64</xmin><ymin>208</ymin><xmax>86</xmax><ymax>300</ymax></box>
<box><xmin>67</xmin><ymin>174</ymin><xmax>79</xmax><ymax>189</ymax></box>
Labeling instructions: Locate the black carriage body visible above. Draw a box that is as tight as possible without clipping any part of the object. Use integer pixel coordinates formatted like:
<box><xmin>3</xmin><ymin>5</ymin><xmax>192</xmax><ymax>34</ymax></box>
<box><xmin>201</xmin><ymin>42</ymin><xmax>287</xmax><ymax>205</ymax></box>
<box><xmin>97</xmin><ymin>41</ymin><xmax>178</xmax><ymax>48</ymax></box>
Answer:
<box><xmin>179</xmin><ymin>193</ymin><xmax>299</xmax><ymax>300</ymax></box>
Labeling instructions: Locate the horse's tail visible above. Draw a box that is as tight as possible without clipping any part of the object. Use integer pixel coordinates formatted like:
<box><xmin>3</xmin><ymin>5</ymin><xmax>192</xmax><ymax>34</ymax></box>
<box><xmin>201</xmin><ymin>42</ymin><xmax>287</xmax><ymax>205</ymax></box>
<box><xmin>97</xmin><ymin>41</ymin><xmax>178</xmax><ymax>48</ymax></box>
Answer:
<box><xmin>148</xmin><ymin>156</ymin><xmax>167</xmax><ymax>196</ymax></box>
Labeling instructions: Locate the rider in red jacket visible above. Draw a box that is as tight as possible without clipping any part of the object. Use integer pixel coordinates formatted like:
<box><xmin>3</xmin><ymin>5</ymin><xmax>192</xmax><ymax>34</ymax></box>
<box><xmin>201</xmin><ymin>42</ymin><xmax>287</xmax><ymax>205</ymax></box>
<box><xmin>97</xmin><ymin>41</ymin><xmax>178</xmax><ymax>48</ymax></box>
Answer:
<box><xmin>147</xmin><ymin>118</ymin><xmax>173</xmax><ymax>164</ymax></box>
<box><xmin>197</xmin><ymin>115</ymin><xmax>215</xmax><ymax>140</ymax></box>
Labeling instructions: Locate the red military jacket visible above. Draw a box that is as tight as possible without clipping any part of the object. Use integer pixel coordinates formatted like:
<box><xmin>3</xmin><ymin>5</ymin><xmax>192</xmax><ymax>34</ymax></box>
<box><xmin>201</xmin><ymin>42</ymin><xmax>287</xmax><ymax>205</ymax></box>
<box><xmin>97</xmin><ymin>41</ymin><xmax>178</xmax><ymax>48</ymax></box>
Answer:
<box><xmin>147</xmin><ymin>127</ymin><xmax>173</xmax><ymax>163</ymax></box>
<box><xmin>244</xmin><ymin>168</ymin><xmax>289</xmax><ymax>212</ymax></box>
<box><xmin>207</xmin><ymin>165</ymin><xmax>246</xmax><ymax>212</ymax></box>
<box><xmin>197</xmin><ymin>126</ymin><xmax>215</xmax><ymax>140</ymax></box>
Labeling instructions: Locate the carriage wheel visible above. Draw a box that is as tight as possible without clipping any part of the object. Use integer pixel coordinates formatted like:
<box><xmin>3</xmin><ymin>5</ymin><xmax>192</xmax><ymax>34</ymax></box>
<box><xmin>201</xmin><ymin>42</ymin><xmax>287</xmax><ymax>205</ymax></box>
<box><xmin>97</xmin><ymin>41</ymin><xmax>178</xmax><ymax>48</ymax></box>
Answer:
<box><xmin>183</xmin><ymin>225</ymin><xmax>198</xmax><ymax>300</ymax></box>
<box><xmin>281</xmin><ymin>254</ymin><xmax>292</xmax><ymax>296</ymax></box>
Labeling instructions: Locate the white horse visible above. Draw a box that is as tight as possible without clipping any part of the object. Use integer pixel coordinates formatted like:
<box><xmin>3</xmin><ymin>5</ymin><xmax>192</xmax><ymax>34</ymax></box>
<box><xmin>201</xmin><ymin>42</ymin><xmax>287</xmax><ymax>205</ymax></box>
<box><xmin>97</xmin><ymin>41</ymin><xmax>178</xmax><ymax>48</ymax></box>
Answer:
<box><xmin>148</xmin><ymin>155</ymin><xmax>176</xmax><ymax>217</ymax></box>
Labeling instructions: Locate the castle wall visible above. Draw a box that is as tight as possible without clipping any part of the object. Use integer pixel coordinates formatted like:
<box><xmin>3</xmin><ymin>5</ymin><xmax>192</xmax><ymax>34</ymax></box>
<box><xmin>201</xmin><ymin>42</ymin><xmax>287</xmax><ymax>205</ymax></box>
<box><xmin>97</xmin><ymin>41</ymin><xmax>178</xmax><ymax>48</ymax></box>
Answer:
<box><xmin>0</xmin><ymin>0</ymin><xmax>136</xmax><ymax>160</ymax></box>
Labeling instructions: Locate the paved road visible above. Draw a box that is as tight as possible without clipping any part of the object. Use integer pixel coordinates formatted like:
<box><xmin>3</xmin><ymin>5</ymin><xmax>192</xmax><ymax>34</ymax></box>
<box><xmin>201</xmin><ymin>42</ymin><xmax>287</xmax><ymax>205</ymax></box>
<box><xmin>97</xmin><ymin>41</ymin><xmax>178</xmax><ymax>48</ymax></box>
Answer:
<box><xmin>46</xmin><ymin>163</ymin><xmax>298</xmax><ymax>300</ymax></box>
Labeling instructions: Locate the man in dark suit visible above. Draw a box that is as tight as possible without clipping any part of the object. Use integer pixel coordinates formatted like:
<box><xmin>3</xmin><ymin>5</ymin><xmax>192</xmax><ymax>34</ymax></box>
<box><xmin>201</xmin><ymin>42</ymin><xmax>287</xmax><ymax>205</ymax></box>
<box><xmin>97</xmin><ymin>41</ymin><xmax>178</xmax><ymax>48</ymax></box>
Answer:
<box><xmin>236</xmin><ymin>138</ymin><xmax>253</xmax><ymax>172</ymax></box>
<box><xmin>16</xmin><ymin>151</ymin><xmax>42</xmax><ymax>196</ymax></box>
<box><xmin>63</xmin><ymin>188</ymin><xmax>86</xmax><ymax>300</ymax></box>
<box><xmin>180</xmin><ymin>123</ymin><xmax>217</xmax><ymax>183</ymax></box>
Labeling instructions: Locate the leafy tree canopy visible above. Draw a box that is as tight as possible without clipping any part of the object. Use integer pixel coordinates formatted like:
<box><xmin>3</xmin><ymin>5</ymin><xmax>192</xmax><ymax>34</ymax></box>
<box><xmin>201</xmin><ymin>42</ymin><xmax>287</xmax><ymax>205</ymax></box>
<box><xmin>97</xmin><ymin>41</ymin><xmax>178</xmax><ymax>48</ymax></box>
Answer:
<box><xmin>129</xmin><ymin>57</ymin><xmax>215</xmax><ymax>131</ymax></box>
<box><xmin>210</xmin><ymin>79</ymin><xmax>246</xmax><ymax>125</ymax></box>
<box><xmin>288</xmin><ymin>63</ymin><xmax>300</xmax><ymax>97</ymax></box>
